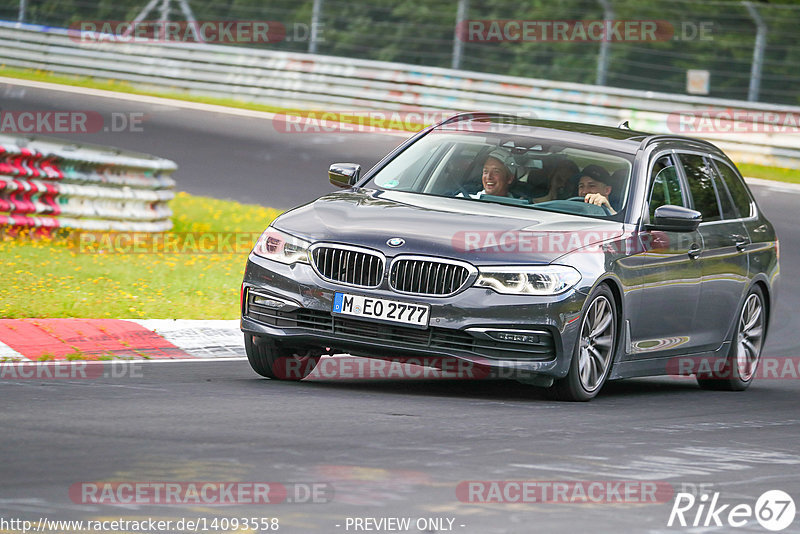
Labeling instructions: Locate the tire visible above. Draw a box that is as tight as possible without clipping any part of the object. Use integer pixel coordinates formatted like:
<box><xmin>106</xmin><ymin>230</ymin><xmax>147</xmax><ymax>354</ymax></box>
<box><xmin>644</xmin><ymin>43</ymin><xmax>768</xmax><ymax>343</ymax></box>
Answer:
<box><xmin>697</xmin><ymin>285</ymin><xmax>766</xmax><ymax>391</ymax></box>
<box><xmin>547</xmin><ymin>284</ymin><xmax>618</xmax><ymax>402</ymax></box>
<box><xmin>244</xmin><ymin>334</ymin><xmax>318</xmax><ymax>380</ymax></box>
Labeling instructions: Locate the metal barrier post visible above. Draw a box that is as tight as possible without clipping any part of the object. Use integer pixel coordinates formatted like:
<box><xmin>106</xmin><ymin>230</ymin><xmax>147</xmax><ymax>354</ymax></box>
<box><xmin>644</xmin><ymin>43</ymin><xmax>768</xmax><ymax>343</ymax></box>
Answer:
<box><xmin>744</xmin><ymin>1</ymin><xmax>766</xmax><ymax>102</ymax></box>
<box><xmin>309</xmin><ymin>0</ymin><xmax>323</xmax><ymax>54</ymax></box>
<box><xmin>596</xmin><ymin>0</ymin><xmax>613</xmax><ymax>86</ymax></box>
<box><xmin>451</xmin><ymin>0</ymin><xmax>469</xmax><ymax>70</ymax></box>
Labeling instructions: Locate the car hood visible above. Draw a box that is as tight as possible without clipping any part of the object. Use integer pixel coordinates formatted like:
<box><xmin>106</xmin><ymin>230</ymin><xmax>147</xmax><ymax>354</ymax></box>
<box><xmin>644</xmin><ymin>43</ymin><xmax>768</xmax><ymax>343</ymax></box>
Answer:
<box><xmin>272</xmin><ymin>189</ymin><xmax>624</xmax><ymax>264</ymax></box>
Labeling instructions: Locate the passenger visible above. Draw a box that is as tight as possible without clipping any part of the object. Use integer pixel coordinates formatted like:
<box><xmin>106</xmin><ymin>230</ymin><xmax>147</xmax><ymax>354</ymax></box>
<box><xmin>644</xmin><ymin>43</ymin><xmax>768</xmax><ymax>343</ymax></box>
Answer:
<box><xmin>533</xmin><ymin>158</ymin><xmax>579</xmax><ymax>203</ymax></box>
<box><xmin>464</xmin><ymin>148</ymin><xmax>517</xmax><ymax>199</ymax></box>
<box><xmin>578</xmin><ymin>164</ymin><xmax>617</xmax><ymax>214</ymax></box>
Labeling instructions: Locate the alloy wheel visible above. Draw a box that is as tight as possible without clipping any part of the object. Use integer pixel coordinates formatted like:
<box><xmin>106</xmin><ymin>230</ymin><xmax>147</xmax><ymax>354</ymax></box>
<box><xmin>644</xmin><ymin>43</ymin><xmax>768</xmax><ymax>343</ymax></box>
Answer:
<box><xmin>578</xmin><ymin>295</ymin><xmax>615</xmax><ymax>392</ymax></box>
<box><xmin>736</xmin><ymin>293</ymin><xmax>764</xmax><ymax>381</ymax></box>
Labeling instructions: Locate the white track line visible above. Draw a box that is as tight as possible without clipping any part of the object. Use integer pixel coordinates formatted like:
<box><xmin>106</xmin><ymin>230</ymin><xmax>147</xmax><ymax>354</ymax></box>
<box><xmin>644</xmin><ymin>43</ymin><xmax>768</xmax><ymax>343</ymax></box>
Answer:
<box><xmin>0</xmin><ymin>340</ymin><xmax>25</xmax><ymax>360</ymax></box>
<box><xmin>128</xmin><ymin>319</ymin><xmax>245</xmax><ymax>359</ymax></box>
<box><xmin>0</xmin><ymin>75</ymin><xmax>284</xmax><ymax>119</ymax></box>
<box><xmin>4</xmin><ymin>77</ymin><xmax>796</xmax><ymax>182</ymax></box>
<box><xmin>745</xmin><ymin>176</ymin><xmax>800</xmax><ymax>194</ymax></box>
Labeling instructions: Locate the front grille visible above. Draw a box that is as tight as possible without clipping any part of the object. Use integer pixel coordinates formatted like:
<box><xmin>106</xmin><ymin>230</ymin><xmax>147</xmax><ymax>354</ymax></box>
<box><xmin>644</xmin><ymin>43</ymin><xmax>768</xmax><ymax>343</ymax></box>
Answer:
<box><xmin>245</xmin><ymin>302</ymin><xmax>554</xmax><ymax>361</ymax></box>
<box><xmin>250</xmin><ymin>306</ymin><xmax>475</xmax><ymax>351</ymax></box>
<box><xmin>389</xmin><ymin>258</ymin><xmax>472</xmax><ymax>296</ymax></box>
<box><xmin>311</xmin><ymin>245</ymin><xmax>384</xmax><ymax>288</ymax></box>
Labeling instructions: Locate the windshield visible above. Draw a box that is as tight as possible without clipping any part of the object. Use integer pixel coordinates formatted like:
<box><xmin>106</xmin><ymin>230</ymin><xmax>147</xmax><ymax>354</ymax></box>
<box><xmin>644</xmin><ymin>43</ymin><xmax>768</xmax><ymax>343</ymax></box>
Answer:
<box><xmin>366</xmin><ymin>128</ymin><xmax>634</xmax><ymax>219</ymax></box>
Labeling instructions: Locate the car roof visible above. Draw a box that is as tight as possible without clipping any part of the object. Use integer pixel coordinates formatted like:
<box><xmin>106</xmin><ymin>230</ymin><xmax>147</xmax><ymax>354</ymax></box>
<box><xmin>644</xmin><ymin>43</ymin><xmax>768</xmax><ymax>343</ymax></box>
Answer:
<box><xmin>435</xmin><ymin>113</ymin><xmax>722</xmax><ymax>156</ymax></box>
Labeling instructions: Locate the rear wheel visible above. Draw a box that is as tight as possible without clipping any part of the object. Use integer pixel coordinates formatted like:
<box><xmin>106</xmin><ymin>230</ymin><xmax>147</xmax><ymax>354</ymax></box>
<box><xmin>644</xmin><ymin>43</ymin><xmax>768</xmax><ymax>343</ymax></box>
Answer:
<box><xmin>697</xmin><ymin>286</ymin><xmax>765</xmax><ymax>391</ymax></box>
<box><xmin>244</xmin><ymin>334</ymin><xmax>318</xmax><ymax>380</ymax></box>
<box><xmin>548</xmin><ymin>285</ymin><xmax>617</xmax><ymax>401</ymax></box>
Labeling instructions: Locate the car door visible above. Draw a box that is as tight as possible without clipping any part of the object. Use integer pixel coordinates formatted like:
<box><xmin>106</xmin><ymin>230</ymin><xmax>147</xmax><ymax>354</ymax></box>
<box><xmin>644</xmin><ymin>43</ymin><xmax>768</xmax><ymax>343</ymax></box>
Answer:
<box><xmin>677</xmin><ymin>152</ymin><xmax>750</xmax><ymax>352</ymax></box>
<box><xmin>626</xmin><ymin>152</ymin><xmax>704</xmax><ymax>358</ymax></box>
<box><xmin>711</xmin><ymin>158</ymin><xmax>763</xmax><ymax>274</ymax></box>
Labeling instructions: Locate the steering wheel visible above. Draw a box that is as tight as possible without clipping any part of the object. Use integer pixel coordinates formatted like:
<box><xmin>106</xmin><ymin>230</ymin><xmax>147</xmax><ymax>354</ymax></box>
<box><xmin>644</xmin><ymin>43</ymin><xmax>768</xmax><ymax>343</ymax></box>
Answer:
<box><xmin>454</xmin><ymin>186</ymin><xmax>475</xmax><ymax>198</ymax></box>
<box><xmin>567</xmin><ymin>196</ymin><xmax>613</xmax><ymax>215</ymax></box>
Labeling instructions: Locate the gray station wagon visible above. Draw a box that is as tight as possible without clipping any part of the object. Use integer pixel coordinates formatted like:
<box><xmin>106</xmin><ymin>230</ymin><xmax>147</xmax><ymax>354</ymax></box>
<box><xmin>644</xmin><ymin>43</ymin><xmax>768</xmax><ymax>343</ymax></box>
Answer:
<box><xmin>240</xmin><ymin>114</ymin><xmax>779</xmax><ymax>401</ymax></box>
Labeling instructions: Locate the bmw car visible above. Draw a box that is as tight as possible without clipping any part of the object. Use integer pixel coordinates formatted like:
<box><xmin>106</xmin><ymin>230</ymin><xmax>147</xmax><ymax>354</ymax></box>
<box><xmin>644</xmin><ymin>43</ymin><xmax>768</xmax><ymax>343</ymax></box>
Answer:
<box><xmin>240</xmin><ymin>113</ymin><xmax>779</xmax><ymax>401</ymax></box>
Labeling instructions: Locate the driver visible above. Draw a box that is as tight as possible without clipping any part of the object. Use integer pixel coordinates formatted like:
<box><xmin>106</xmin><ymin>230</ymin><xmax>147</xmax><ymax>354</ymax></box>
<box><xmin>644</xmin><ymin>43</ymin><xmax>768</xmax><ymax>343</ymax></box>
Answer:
<box><xmin>463</xmin><ymin>148</ymin><xmax>517</xmax><ymax>199</ymax></box>
<box><xmin>578</xmin><ymin>164</ymin><xmax>616</xmax><ymax>214</ymax></box>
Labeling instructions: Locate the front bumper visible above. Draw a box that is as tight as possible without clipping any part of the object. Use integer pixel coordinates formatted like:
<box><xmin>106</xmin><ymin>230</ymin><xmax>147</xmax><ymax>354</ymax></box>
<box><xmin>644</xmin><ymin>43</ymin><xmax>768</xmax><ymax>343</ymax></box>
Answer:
<box><xmin>241</xmin><ymin>254</ymin><xmax>588</xmax><ymax>378</ymax></box>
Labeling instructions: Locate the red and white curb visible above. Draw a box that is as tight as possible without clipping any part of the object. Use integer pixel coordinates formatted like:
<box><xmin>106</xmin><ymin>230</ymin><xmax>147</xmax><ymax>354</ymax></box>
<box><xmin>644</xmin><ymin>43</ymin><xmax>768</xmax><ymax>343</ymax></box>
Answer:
<box><xmin>0</xmin><ymin>318</ymin><xmax>474</xmax><ymax>380</ymax></box>
<box><xmin>0</xmin><ymin>319</ymin><xmax>243</xmax><ymax>361</ymax></box>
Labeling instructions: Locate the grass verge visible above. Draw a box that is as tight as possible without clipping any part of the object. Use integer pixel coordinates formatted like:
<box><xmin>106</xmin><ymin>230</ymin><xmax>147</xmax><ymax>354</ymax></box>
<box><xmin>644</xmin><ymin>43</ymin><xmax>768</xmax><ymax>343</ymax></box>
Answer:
<box><xmin>738</xmin><ymin>163</ymin><xmax>800</xmax><ymax>184</ymax></box>
<box><xmin>0</xmin><ymin>192</ymin><xmax>281</xmax><ymax>319</ymax></box>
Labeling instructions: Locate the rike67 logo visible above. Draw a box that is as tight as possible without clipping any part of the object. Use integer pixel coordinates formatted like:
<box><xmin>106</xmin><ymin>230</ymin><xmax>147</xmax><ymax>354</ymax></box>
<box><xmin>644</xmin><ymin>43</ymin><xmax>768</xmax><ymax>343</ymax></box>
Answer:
<box><xmin>668</xmin><ymin>490</ymin><xmax>796</xmax><ymax>531</ymax></box>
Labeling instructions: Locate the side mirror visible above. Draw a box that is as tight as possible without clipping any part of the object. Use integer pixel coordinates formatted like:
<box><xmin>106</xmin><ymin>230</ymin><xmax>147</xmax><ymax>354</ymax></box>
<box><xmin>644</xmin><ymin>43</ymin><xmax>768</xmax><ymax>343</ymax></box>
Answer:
<box><xmin>646</xmin><ymin>205</ymin><xmax>702</xmax><ymax>232</ymax></box>
<box><xmin>329</xmin><ymin>163</ymin><xmax>361</xmax><ymax>188</ymax></box>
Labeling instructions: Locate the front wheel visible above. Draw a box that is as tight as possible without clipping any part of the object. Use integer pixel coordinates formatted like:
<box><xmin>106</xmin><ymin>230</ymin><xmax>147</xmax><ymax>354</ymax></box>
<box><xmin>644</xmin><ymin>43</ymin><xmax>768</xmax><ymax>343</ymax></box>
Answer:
<box><xmin>547</xmin><ymin>285</ymin><xmax>618</xmax><ymax>401</ymax></box>
<box><xmin>244</xmin><ymin>334</ymin><xmax>318</xmax><ymax>380</ymax></box>
<box><xmin>697</xmin><ymin>286</ymin><xmax>766</xmax><ymax>391</ymax></box>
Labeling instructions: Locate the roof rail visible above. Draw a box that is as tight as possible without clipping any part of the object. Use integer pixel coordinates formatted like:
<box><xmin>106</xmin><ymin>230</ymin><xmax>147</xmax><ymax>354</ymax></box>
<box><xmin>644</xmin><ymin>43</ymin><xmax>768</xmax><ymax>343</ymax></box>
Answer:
<box><xmin>434</xmin><ymin>112</ymin><xmax>517</xmax><ymax>129</ymax></box>
<box><xmin>642</xmin><ymin>134</ymin><xmax>719</xmax><ymax>149</ymax></box>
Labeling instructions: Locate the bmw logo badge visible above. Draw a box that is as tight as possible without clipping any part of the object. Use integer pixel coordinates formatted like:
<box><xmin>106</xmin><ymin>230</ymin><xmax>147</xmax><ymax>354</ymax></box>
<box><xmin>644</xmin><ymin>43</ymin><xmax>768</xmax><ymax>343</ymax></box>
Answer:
<box><xmin>387</xmin><ymin>237</ymin><xmax>405</xmax><ymax>247</ymax></box>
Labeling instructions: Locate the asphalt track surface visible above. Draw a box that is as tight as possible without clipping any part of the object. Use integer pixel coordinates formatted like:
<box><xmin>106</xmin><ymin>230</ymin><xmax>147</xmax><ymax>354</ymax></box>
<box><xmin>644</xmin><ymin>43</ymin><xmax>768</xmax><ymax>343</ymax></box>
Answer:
<box><xmin>1</xmin><ymin>81</ymin><xmax>799</xmax><ymax>533</ymax></box>
<box><xmin>0</xmin><ymin>80</ymin><xmax>403</xmax><ymax>209</ymax></box>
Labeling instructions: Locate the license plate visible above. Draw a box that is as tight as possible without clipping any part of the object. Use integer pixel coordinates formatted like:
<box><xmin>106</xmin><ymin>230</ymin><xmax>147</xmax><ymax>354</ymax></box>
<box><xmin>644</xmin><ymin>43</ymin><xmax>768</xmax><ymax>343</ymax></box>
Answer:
<box><xmin>332</xmin><ymin>292</ymin><xmax>430</xmax><ymax>328</ymax></box>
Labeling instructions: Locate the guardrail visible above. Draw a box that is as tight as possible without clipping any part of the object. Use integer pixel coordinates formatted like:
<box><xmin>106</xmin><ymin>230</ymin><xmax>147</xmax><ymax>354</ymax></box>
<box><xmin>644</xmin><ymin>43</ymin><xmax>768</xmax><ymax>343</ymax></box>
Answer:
<box><xmin>0</xmin><ymin>133</ymin><xmax>176</xmax><ymax>232</ymax></box>
<box><xmin>1</xmin><ymin>22</ymin><xmax>799</xmax><ymax>169</ymax></box>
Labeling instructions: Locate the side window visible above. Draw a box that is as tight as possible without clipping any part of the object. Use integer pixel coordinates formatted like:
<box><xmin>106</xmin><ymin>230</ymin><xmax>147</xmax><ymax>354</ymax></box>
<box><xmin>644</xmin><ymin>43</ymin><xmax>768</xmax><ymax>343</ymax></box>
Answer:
<box><xmin>713</xmin><ymin>172</ymin><xmax>737</xmax><ymax>220</ymax></box>
<box><xmin>679</xmin><ymin>153</ymin><xmax>721</xmax><ymax>222</ymax></box>
<box><xmin>373</xmin><ymin>138</ymin><xmax>441</xmax><ymax>192</ymax></box>
<box><xmin>712</xmin><ymin>160</ymin><xmax>754</xmax><ymax>218</ymax></box>
<box><xmin>648</xmin><ymin>154</ymin><xmax>686</xmax><ymax>220</ymax></box>
<box><xmin>426</xmin><ymin>143</ymin><xmax>480</xmax><ymax>195</ymax></box>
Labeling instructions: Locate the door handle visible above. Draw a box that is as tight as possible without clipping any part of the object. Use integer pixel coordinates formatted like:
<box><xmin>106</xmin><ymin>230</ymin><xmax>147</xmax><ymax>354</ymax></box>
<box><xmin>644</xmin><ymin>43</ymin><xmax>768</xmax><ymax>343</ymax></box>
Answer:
<box><xmin>688</xmin><ymin>245</ymin><xmax>702</xmax><ymax>260</ymax></box>
<box><xmin>732</xmin><ymin>235</ymin><xmax>749</xmax><ymax>252</ymax></box>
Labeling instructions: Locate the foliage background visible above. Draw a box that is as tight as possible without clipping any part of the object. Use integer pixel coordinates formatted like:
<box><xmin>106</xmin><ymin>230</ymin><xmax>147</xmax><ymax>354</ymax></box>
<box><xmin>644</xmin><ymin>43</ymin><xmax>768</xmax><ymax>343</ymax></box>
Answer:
<box><xmin>2</xmin><ymin>0</ymin><xmax>799</xmax><ymax>104</ymax></box>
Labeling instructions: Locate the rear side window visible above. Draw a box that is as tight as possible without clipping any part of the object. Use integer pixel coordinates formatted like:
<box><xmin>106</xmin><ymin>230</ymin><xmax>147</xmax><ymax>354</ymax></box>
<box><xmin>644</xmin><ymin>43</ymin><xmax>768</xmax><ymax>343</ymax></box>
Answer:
<box><xmin>648</xmin><ymin>154</ymin><xmax>686</xmax><ymax>220</ymax></box>
<box><xmin>712</xmin><ymin>160</ymin><xmax>754</xmax><ymax>218</ymax></box>
<box><xmin>679</xmin><ymin>153</ymin><xmax>722</xmax><ymax>222</ymax></box>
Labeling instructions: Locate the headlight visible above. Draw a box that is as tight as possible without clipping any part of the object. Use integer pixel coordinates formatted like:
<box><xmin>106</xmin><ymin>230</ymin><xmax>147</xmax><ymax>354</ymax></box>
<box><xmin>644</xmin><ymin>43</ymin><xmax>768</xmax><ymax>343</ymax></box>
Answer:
<box><xmin>475</xmin><ymin>265</ymin><xmax>581</xmax><ymax>295</ymax></box>
<box><xmin>253</xmin><ymin>226</ymin><xmax>311</xmax><ymax>264</ymax></box>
